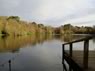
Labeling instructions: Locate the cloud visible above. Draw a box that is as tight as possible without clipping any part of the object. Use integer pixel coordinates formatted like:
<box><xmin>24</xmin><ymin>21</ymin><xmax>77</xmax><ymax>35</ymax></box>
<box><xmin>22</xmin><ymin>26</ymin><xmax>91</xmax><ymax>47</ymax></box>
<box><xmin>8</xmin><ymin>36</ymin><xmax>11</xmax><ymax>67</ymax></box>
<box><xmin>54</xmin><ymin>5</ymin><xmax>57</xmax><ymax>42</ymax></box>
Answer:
<box><xmin>64</xmin><ymin>14</ymin><xmax>95</xmax><ymax>26</ymax></box>
<box><xmin>0</xmin><ymin>0</ymin><xmax>20</xmax><ymax>8</ymax></box>
<box><xmin>0</xmin><ymin>0</ymin><xmax>43</xmax><ymax>19</ymax></box>
<box><xmin>42</xmin><ymin>8</ymin><xmax>95</xmax><ymax>26</ymax></box>
<box><xmin>0</xmin><ymin>0</ymin><xmax>95</xmax><ymax>26</ymax></box>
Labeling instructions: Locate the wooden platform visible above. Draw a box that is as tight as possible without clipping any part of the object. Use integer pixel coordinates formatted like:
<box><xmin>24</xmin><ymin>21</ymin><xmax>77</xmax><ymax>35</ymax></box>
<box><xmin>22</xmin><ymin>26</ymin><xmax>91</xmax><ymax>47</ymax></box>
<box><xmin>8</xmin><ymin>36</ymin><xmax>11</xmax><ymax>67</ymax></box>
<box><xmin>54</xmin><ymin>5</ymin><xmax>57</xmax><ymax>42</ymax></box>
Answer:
<box><xmin>72</xmin><ymin>51</ymin><xmax>95</xmax><ymax>71</ymax></box>
<box><xmin>63</xmin><ymin>50</ymin><xmax>95</xmax><ymax>71</ymax></box>
<box><xmin>62</xmin><ymin>36</ymin><xmax>95</xmax><ymax>71</ymax></box>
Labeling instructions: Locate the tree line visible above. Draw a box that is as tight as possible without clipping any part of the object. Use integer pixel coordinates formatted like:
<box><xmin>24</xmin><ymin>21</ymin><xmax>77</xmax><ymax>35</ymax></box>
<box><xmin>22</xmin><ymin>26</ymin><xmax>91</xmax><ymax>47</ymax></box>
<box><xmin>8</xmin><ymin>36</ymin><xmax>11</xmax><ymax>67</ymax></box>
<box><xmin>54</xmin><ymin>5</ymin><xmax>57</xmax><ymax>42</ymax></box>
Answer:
<box><xmin>0</xmin><ymin>16</ymin><xmax>54</xmax><ymax>36</ymax></box>
<box><xmin>54</xmin><ymin>24</ymin><xmax>95</xmax><ymax>35</ymax></box>
<box><xmin>0</xmin><ymin>16</ymin><xmax>95</xmax><ymax>36</ymax></box>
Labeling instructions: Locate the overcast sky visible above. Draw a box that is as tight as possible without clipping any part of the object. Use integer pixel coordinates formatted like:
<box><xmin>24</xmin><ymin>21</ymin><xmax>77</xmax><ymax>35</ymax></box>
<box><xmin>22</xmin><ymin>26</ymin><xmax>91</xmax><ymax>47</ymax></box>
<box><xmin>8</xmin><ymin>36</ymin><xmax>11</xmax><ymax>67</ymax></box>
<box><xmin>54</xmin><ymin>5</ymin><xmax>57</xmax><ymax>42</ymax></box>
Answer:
<box><xmin>0</xmin><ymin>0</ymin><xmax>95</xmax><ymax>27</ymax></box>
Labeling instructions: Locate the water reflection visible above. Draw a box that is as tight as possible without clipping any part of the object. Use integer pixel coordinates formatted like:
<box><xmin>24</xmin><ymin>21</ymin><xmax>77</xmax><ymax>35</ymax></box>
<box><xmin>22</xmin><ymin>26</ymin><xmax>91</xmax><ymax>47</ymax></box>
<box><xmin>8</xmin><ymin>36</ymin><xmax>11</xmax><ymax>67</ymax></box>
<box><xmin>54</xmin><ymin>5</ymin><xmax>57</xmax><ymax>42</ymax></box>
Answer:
<box><xmin>0</xmin><ymin>34</ymin><xmax>94</xmax><ymax>53</ymax></box>
<box><xmin>54</xmin><ymin>34</ymin><xmax>86</xmax><ymax>42</ymax></box>
<box><xmin>0</xmin><ymin>34</ymin><xmax>54</xmax><ymax>53</ymax></box>
<box><xmin>0</xmin><ymin>34</ymin><xmax>94</xmax><ymax>71</ymax></box>
<box><xmin>0</xmin><ymin>34</ymin><xmax>84</xmax><ymax>53</ymax></box>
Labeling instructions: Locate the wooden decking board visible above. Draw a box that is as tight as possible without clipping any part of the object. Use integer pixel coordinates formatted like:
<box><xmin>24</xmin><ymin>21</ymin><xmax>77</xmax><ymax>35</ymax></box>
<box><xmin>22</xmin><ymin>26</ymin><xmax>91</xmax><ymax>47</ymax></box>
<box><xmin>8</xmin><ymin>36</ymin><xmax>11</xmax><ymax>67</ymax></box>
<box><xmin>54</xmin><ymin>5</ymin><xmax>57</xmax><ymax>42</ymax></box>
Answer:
<box><xmin>63</xmin><ymin>50</ymin><xmax>95</xmax><ymax>71</ymax></box>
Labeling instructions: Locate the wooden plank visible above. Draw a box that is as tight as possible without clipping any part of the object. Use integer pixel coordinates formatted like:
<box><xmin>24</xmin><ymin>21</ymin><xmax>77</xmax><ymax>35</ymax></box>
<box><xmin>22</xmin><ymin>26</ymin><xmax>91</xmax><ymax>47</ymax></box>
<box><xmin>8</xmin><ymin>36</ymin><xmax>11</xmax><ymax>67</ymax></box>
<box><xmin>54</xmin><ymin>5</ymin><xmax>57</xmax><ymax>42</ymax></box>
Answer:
<box><xmin>63</xmin><ymin>52</ymin><xmax>83</xmax><ymax>71</ymax></box>
<box><xmin>63</xmin><ymin>51</ymin><xmax>95</xmax><ymax>71</ymax></box>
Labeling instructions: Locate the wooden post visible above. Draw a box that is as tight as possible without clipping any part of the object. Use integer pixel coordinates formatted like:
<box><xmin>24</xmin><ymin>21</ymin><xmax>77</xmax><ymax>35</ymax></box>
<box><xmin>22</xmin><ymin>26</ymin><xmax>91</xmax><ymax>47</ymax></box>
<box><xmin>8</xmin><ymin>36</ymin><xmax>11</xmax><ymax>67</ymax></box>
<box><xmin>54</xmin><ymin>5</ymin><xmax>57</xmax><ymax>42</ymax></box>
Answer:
<box><xmin>83</xmin><ymin>39</ymin><xmax>89</xmax><ymax>69</ymax></box>
<box><xmin>62</xmin><ymin>44</ymin><xmax>65</xmax><ymax>64</ymax></box>
<box><xmin>8</xmin><ymin>60</ymin><xmax>11</xmax><ymax>71</ymax></box>
<box><xmin>69</xmin><ymin>43</ymin><xmax>73</xmax><ymax>71</ymax></box>
<box><xmin>69</xmin><ymin>43</ymin><xmax>73</xmax><ymax>57</ymax></box>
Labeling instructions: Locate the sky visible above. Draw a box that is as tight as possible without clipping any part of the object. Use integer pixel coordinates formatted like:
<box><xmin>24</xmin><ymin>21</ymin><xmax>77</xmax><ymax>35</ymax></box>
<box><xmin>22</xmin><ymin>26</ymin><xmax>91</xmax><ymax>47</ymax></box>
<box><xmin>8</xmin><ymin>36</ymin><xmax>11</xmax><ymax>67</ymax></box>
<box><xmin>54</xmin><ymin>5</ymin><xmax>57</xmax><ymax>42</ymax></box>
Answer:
<box><xmin>0</xmin><ymin>0</ymin><xmax>95</xmax><ymax>27</ymax></box>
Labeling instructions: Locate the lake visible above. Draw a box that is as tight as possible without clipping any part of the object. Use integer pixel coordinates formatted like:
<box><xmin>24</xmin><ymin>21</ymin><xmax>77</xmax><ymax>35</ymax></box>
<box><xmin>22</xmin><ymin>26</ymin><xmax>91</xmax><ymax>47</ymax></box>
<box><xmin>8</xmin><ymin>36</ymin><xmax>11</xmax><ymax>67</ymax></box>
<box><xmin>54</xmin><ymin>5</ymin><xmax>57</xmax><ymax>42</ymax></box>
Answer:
<box><xmin>0</xmin><ymin>35</ymin><xmax>95</xmax><ymax>71</ymax></box>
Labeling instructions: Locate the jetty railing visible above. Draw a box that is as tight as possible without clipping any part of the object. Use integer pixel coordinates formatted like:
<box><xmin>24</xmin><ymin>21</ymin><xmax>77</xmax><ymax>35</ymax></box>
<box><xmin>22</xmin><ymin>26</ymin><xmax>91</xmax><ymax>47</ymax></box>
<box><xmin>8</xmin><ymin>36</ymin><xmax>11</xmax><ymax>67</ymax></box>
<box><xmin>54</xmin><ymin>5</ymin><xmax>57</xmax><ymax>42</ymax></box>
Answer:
<box><xmin>62</xmin><ymin>36</ymin><xmax>93</xmax><ymax>71</ymax></box>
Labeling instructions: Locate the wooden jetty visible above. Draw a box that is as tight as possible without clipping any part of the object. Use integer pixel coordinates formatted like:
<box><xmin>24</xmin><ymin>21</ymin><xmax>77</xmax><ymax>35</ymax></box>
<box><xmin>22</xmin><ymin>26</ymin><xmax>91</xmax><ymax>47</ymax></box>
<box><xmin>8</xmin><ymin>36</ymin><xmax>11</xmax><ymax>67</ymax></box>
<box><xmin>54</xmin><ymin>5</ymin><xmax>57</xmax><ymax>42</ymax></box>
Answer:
<box><xmin>62</xmin><ymin>36</ymin><xmax>95</xmax><ymax>71</ymax></box>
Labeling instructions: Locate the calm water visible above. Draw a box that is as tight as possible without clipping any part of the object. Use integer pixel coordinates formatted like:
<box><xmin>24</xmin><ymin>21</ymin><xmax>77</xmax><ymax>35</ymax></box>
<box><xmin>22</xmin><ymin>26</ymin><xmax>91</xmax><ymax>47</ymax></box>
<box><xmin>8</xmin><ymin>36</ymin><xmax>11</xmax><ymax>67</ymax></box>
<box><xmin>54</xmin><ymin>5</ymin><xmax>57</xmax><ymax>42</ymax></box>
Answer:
<box><xmin>0</xmin><ymin>35</ymin><xmax>95</xmax><ymax>71</ymax></box>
